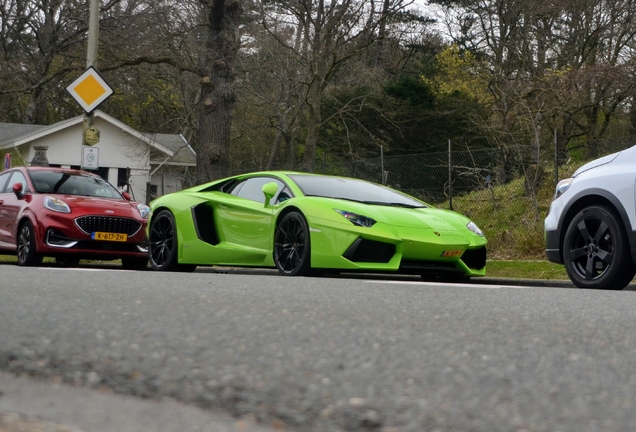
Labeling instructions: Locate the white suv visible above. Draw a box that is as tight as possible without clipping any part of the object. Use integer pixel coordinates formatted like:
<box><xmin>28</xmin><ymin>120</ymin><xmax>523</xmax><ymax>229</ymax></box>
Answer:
<box><xmin>545</xmin><ymin>146</ymin><xmax>636</xmax><ymax>290</ymax></box>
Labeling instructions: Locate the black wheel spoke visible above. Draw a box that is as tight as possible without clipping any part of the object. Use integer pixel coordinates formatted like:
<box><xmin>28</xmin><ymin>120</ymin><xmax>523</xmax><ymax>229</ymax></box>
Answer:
<box><xmin>577</xmin><ymin>220</ymin><xmax>592</xmax><ymax>243</ymax></box>
<box><xmin>569</xmin><ymin>247</ymin><xmax>587</xmax><ymax>260</ymax></box>
<box><xmin>593</xmin><ymin>221</ymin><xmax>609</xmax><ymax>244</ymax></box>
<box><xmin>585</xmin><ymin>256</ymin><xmax>597</xmax><ymax>280</ymax></box>
<box><xmin>596</xmin><ymin>248</ymin><xmax>612</xmax><ymax>264</ymax></box>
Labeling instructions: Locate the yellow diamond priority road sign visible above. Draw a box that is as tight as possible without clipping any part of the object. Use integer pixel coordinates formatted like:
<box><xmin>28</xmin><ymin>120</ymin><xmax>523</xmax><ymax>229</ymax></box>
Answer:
<box><xmin>66</xmin><ymin>67</ymin><xmax>114</xmax><ymax>113</ymax></box>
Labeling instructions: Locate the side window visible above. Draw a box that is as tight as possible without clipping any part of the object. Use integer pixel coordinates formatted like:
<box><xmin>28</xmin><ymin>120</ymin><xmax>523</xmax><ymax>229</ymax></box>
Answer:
<box><xmin>7</xmin><ymin>172</ymin><xmax>29</xmax><ymax>193</ymax></box>
<box><xmin>0</xmin><ymin>172</ymin><xmax>10</xmax><ymax>193</ymax></box>
<box><xmin>275</xmin><ymin>187</ymin><xmax>293</xmax><ymax>204</ymax></box>
<box><xmin>234</xmin><ymin>177</ymin><xmax>283</xmax><ymax>203</ymax></box>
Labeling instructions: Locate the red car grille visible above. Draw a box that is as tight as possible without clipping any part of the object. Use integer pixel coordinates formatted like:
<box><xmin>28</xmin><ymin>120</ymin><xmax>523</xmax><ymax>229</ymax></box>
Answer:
<box><xmin>75</xmin><ymin>216</ymin><xmax>142</xmax><ymax>236</ymax></box>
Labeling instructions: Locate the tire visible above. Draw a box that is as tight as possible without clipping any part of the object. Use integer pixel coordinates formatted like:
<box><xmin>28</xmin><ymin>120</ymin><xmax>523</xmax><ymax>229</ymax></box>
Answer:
<box><xmin>274</xmin><ymin>211</ymin><xmax>311</xmax><ymax>276</ymax></box>
<box><xmin>148</xmin><ymin>210</ymin><xmax>196</xmax><ymax>272</ymax></box>
<box><xmin>122</xmin><ymin>256</ymin><xmax>149</xmax><ymax>270</ymax></box>
<box><xmin>17</xmin><ymin>221</ymin><xmax>42</xmax><ymax>266</ymax></box>
<box><xmin>563</xmin><ymin>205</ymin><xmax>635</xmax><ymax>290</ymax></box>
<box><xmin>55</xmin><ymin>256</ymin><xmax>80</xmax><ymax>267</ymax></box>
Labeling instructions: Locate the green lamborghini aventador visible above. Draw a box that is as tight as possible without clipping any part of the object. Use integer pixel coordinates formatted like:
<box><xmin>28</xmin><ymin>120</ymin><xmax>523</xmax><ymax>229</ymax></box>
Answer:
<box><xmin>147</xmin><ymin>171</ymin><xmax>487</xmax><ymax>279</ymax></box>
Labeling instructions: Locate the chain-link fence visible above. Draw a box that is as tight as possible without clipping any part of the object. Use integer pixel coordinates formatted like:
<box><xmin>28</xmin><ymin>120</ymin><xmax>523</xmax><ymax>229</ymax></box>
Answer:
<box><xmin>212</xmin><ymin>137</ymin><xmax>636</xmax><ymax>259</ymax></box>
<box><xmin>301</xmin><ymin>145</ymin><xmax>548</xmax><ymax>259</ymax></box>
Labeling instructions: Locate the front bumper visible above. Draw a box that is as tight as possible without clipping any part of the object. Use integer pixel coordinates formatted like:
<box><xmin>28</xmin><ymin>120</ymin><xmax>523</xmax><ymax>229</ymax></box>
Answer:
<box><xmin>545</xmin><ymin>228</ymin><xmax>562</xmax><ymax>264</ymax></box>
<box><xmin>309</xmin><ymin>219</ymin><xmax>487</xmax><ymax>277</ymax></box>
<box><xmin>544</xmin><ymin>199</ymin><xmax>563</xmax><ymax>264</ymax></box>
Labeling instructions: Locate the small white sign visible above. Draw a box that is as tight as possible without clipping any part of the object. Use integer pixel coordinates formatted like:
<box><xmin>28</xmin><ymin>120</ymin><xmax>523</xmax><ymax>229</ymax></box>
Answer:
<box><xmin>82</xmin><ymin>146</ymin><xmax>99</xmax><ymax>170</ymax></box>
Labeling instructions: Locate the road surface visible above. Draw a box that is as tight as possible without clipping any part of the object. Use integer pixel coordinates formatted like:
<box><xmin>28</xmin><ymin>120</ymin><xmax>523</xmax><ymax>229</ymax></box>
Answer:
<box><xmin>1</xmin><ymin>264</ymin><xmax>635</xmax><ymax>431</ymax></box>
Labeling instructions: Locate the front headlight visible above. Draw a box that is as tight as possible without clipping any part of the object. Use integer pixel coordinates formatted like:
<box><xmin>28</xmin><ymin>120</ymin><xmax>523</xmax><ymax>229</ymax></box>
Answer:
<box><xmin>335</xmin><ymin>209</ymin><xmax>376</xmax><ymax>228</ymax></box>
<box><xmin>466</xmin><ymin>221</ymin><xmax>484</xmax><ymax>237</ymax></box>
<box><xmin>43</xmin><ymin>196</ymin><xmax>71</xmax><ymax>213</ymax></box>
<box><xmin>137</xmin><ymin>203</ymin><xmax>150</xmax><ymax>219</ymax></box>
<box><xmin>554</xmin><ymin>178</ymin><xmax>572</xmax><ymax>199</ymax></box>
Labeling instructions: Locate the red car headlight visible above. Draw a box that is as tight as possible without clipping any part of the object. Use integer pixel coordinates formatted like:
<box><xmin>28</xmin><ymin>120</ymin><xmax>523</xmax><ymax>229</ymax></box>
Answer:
<box><xmin>43</xmin><ymin>196</ymin><xmax>71</xmax><ymax>213</ymax></box>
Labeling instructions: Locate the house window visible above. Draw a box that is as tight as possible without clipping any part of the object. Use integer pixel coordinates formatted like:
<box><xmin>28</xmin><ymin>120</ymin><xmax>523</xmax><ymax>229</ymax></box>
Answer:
<box><xmin>96</xmin><ymin>167</ymin><xmax>109</xmax><ymax>181</ymax></box>
<box><xmin>147</xmin><ymin>183</ymin><xmax>158</xmax><ymax>200</ymax></box>
<box><xmin>118</xmin><ymin>168</ymin><xmax>129</xmax><ymax>187</ymax></box>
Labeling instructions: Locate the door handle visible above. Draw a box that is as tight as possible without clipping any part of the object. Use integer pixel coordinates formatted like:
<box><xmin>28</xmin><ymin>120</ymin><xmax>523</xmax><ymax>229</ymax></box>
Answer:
<box><xmin>0</xmin><ymin>200</ymin><xmax>4</xmax><ymax>205</ymax></box>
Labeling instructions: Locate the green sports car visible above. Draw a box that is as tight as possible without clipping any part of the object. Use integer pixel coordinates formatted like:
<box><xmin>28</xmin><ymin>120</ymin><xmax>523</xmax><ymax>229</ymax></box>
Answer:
<box><xmin>147</xmin><ymin>171</ymin><xmax>487</xmax><ymax>279</ymax></box>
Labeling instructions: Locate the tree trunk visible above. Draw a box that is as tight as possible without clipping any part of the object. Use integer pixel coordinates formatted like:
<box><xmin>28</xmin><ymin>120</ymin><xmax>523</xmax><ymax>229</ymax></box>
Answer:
<box><xmin>196</xmin><ymin>0</ymin><xmax>243</xmax><ymax>184</ymax></box>
<box><xmin>374</xmin><ymin>0</ymin><xmax>391</xmax><ymax>67</ymax></box>
<box><xmin>303</xmin><ymin>94</ymin><xmax>322</xmax><ymax>172</ymax></box>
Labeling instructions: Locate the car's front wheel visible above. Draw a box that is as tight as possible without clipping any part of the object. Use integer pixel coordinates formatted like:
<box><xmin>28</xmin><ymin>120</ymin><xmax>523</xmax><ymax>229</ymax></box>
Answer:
<box><xmin>563</xmin><ymin>205</ymin><xmax>635</xmax><ymax>290</ymax></box>
<box><xmin>17</xmin><ymin>221</ymin><xmax>42</xmax><ymax>266</ymax></box>
<box><xmin>274</xmin><ymin>211</ymin><xmax>311</xmax><ymax>276</ymax></box>
<box><xmin>148</xmin><ymin>210</ymin><xmax>196</xmax><ymax>272</ymax></box>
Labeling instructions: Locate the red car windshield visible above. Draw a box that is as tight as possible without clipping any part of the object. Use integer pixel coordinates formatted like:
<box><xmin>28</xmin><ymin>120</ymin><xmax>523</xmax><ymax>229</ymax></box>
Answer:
<box><xmin>29</xmin><ymin>171</ymin><xmax>123</xmax><ymax>199</ymax></box>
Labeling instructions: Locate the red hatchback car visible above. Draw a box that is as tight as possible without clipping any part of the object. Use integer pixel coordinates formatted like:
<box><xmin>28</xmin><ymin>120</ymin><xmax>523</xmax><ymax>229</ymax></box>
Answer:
<box><xmin>0</xmin><ymin>166</ymin><xmax>149</xmax><ymax>269</ymax></box>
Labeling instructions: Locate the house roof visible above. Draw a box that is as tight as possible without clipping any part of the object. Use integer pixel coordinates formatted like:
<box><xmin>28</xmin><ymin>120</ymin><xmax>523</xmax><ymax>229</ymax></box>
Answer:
<box><xmin>0</xmin><ymin>111</ymin><xmax>196</xmax><ymax>166</ymax></box>
<box><xmin>0</xmin><ymin>123</ymin><xmax>48</xmax><ymax>144</ymax></box>
<box><xmin>146</xmin><ymin>133</ymin><xmax>196</xmax><ymax>166</ymax></box>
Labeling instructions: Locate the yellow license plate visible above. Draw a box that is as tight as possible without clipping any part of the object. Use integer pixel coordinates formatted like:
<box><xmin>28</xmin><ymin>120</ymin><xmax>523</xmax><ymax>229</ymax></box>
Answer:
<box><xmin>92</xmin><ymin>232</ymin><xmax>128</xmax><ymax>242</ymax></box>
<box><xmin>441</xmin><ymin>250</ymin><xmax>463</xmax><ymax>257</ymax></box>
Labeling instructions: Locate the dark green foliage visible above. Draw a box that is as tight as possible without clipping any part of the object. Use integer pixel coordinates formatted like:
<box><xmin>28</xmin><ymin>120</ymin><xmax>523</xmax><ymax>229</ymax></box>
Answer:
<box><xmin>385</xmin><ymin>77</ymin><xmax>435</xmax><ymax>108</ymax></box>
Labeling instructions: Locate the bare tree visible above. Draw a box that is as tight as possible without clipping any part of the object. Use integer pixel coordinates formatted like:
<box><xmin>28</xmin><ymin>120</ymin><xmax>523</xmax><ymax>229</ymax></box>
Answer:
<box><xmin>0</xmin><ymin>0</ymin><xmax>95</xmax><ymax>123</ymax></box>
<box><xmin>261</xmin><ymin>0</ymin><xmax>413</xmax><ymax>171</ymax></box>
<box><xmin>433</xmin><ymin>0</ymin><xmax>636</xmax><ymax>161</ymax></box>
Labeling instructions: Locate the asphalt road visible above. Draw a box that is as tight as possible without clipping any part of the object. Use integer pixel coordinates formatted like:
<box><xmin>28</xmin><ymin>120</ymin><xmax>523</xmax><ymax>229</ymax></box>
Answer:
<box><xmin>1</xmin><ymin>264</ymin><xmax>636</xmax><ymax>431</ymax></box>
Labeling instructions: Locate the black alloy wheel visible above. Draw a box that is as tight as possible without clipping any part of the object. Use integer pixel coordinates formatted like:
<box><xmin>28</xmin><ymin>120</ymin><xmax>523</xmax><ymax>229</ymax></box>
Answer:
<box><xmin>274</xmin><ymin>211</ymin><xmax>311</xmax><ymax>276</ymax></box>
<box><xmin>148</xmin><ymin>210</ymin><xmax>196</xmax><ymax>272</ymax></box>
<box><xmin>17</xmin><ymin>221</ymin><xmax>42</xmax><ymax>266</ymax></box>
<box><xmin>563</xmin><ymin>205</ymin><xmax>635</xmax><ymax>290</ymax></box>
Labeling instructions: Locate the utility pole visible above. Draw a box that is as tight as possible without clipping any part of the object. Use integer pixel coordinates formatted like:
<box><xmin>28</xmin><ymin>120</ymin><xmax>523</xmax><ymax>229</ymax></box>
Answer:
<box><xmin>83</xmin><ymin>0</ymin><xmax>100</xmax><ymax>146</ymax></box>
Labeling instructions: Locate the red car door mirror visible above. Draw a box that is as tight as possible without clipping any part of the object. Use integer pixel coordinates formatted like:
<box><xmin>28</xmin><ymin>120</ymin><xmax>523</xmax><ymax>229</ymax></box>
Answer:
<box><xmin>122</xmin><ymin>191</ymin><xmax>132</xmax><ymax>200</ymax></box>
<box><xmin>12</xmin><ymin>182</ymin><xmax>24</xmax><ymax>199</ymax></box>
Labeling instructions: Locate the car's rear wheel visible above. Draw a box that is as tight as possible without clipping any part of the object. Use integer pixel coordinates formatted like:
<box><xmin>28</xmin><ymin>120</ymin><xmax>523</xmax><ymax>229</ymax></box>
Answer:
<box><xmin>149</xmin><ymin>210</ymin><xmax>196</xmax><ymax>272</ymax></box>
<box><xmin>55</xmin><ymin>256</ymin><xmax>80</xmax><ymax>267</ymax></box>
<box><xmin>122</xmin><ymin>256</ymin><xmax>149</xmax><ymax>270</ymax></box>
<box><xmin>274</xmin><ymin>211</ymin><xmax>311</xmax><ymax>276</ymax></box>
<box><xmin>17</xmin><ymin>221</ymin><xmax>42</xmax><ymax>266</ymax></box>
<box><xmin>563</xmin><ymin>205</ymin><xmax>635</xmax><ymax>290</ymax></box>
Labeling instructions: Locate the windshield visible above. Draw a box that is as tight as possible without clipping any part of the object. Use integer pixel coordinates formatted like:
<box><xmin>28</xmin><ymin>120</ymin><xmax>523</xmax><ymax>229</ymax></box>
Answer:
<box><xmin>29</xmin><ymin>170</ymin><xmax>124</xmax><ymax>199</ymax></box>
<box><xmin>289</xmin><ymin>174</ymin><xmax>427</xmax><ymax>208</ymax></box>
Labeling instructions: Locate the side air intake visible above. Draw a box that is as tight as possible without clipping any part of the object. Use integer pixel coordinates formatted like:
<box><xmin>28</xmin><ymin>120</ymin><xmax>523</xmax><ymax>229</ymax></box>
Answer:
<box><xmin>461</xmin><ymin>247</ymin><xmax>487</xmax><ymax>270</ymax></box>
<box><xmin>192</xmin><ymin>204</ymin><xmax>220</xmax><ymax>245</ymax></box>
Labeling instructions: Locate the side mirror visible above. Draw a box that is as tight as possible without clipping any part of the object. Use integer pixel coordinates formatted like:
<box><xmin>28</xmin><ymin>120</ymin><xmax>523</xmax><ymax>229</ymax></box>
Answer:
<box><xmin>122</xmin><ymin>191</ymin><xmax>132</xmax><ymax>201</ymax></box>
<box><xmin>262</xmin><ymin>182</ymin><xmax>279</xmax><ymax>207</ymax></box>
<box><xmin>12</xmin><ymin>182</ymin><xmax>24</xmax><ymax>199</ymax></box>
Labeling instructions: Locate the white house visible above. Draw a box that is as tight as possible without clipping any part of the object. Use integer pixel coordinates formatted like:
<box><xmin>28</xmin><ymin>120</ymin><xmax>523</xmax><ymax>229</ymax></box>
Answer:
<box><xmin>0</xmin><ymin>110</ymin><xmax>196</xmax><ymax>203</ymax></box>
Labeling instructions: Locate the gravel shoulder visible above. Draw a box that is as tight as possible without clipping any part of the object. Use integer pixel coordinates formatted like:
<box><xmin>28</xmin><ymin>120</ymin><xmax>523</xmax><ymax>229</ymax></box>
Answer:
<box><xmin>0</xmin><ymin>371</ymin><xmax>273</xmax><ymax>432</ymax></box>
